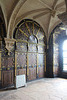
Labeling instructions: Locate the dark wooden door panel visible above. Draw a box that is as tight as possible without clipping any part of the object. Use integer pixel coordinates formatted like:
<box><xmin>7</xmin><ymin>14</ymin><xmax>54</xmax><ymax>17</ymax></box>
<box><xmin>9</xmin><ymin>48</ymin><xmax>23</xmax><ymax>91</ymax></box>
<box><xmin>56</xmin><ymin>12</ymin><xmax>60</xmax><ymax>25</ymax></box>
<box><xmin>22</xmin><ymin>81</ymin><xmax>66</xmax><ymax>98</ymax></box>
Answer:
<box><xmin>29</xmin><ymin>67</ymin><xmax>36</xmax><ymax>80</ymax></box>
<box><xmin>38</xmin><ymin>54</ymin><xmax>45</xmax><ymax>78</ymax></box>
<box><xmin>38</xmin><ymin>66</ymin><xmax>44</xmax><ymax>78</ymax></box>
<box><xmin>2</xmin><ymin>71</ymin><xmax>14</xmax><ymax>87</ymax></box>
<box><xmin>17</xmin><ymin>68</ymin><xmax>26</xmax><ymax>79</ymax></box>
<box><xmin>17</xmin><ymin>69</ymin><xmax>26</xmax><ymax>75</ymax></box>
<box><xmin>28</xmin><ymin>53</ymin><xmax>37</xmax><ymax>81</ymax></box>
<box><xmin>1</xmin><ymin>56</ymin><xmax>14</xmax><ymax>87</ymax></box>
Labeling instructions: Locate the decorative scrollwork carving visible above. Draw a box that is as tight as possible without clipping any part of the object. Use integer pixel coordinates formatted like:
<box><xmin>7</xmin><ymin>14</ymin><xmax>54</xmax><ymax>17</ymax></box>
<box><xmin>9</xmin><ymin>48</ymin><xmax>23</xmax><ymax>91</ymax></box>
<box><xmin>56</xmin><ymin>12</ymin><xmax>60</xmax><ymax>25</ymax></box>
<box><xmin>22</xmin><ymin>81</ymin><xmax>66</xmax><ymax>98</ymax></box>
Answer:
<box><xmin>5</xmin><ymin>38</ymin><xmax>16</xmax><ymax>55</ymax></box>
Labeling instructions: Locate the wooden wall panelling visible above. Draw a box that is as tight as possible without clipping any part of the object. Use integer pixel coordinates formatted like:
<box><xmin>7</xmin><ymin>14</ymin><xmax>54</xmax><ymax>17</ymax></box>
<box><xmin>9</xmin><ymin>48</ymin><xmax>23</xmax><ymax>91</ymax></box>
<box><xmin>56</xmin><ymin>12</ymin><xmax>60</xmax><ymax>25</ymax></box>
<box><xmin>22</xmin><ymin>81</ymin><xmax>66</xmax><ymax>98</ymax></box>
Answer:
<box><xmin>1</xmin><ymin>49</ymin><xmax>15</xmax><ymax>87</ymax></box>
<box><xmin>38</xmin><ymin>53</ymin><xmax>45</xmax><ymax>78</ymax></box>
<box><xmin>37</xmin><ymin>52</ymin><xmax>38</xmax><ymax>78</ymax></box>
<box><xmin>28</xmin><ymin>53</ymin><xmax>37</xmax><ymax>80</ymax></box>
<box><xmin>16</xmin><ymin>42</ymin><xmax>27</xmax><ymax>52</ymax></box>
<box><xmin>1</xmin><ymin>56</ymin><xmax>7</xmax><ymax>87</ymax></box>
<box><xmin>17</xmin><ymin>69</ymin><xmax>26</xmax><ymax>76</ymax></box>
<box><xmin>2</xmin><ymin>70</ymin><xmax>13</xmax><ymax>87</ymax></box>
<box><xmin>16</xmin><ymin>52</ymin><xmax>27</xmax><ymax>79</ymax></box>
<box><xmin>45</xmin><ymin>55</ymin><xmax>46</xmax><ymax>73</ymax></box>
<box><xmin>27</xmin><ymin>52</ymin><xmax>29</xmax><ymax>81</ymax></box>
<box><xmin>14</xmin><ymin>51</ymin><xmax>17</xmax><ymax>87</ymax></box>
<box><xmin>38</xmin><ymin>44</ymin><xmax>45</xmax><ymax>78</ymax></box>
<box><xmin>2</xmin><ymin>56</ymin><xmax>14</xmax><ymax>87</ymax></box>
<box><xmin>14</xmin><ymin>19</ymin><xmax>46</xmax><ymax>81</ymax></box>
<box><xmin>29</xmin><ymin>67</ymin><xmax>36</xmax><ymax>81</ymax></box>
<box><xmin>28</xmin><ymin>42</ymin><xmax>37</xmax><ymax>81</ymax></box>
<box><xmin>8</xmin><ymin>57</ymin><xmax>14</xmax><ymax>86</ymax></box>
<box><xmin>16</xmin><ymin>41</ymin><xmax>28</xmax><ymax>80</ymax></box>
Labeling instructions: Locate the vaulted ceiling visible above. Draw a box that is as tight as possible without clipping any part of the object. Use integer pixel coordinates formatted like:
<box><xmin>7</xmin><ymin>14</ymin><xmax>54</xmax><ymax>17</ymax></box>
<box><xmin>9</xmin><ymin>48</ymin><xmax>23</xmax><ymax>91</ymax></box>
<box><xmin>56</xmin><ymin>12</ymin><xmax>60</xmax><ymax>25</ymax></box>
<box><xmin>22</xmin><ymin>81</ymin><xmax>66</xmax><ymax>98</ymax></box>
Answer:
<box><xmin>0</xmin><ymin>0</ymin><xmax>66</xmax><ymax>42</ymax></box>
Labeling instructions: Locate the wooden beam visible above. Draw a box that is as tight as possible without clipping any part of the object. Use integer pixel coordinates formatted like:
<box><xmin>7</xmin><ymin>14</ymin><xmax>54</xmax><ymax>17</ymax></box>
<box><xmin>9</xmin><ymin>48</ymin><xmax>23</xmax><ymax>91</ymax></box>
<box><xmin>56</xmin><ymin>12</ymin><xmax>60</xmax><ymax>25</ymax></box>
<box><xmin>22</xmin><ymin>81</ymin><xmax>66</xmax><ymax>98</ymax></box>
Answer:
<box><xmin>37</xmin><ymin>53</ymin><xmax>38</xmax><ymax>74</ymax></box>
<box><xmin>19</xmin><ymin>28</ymin><xmax>28</xmax><ymax>37</ymax></box>
<box><xmin>25</xmin><ymin>23</ymin><xmax>31</xmax><ymax>35</ymax></box>
<box><xmin>38</xmin><ymin>36</ymin><xmax>44</xmax><ymax>39</ymax></box>
<box><xmin>15</xmin><ymin>51</ymin><xmax>17</xmax><ymax>77</ymax></box>
<box><xmin>33</xmin><ymin>23</ymin><xmax>34</xmax><ymax>35</ymax></box>
<box><xmin>27</xmin><ymin>52</ymin><xmax>29</xmax><ymax>80</ymax></box>
<box><xmin>45</xmin><ymin>55</ymin><xmax>46</xmax><ymax>73</ymax></box>
<box><xmin>36</xmin><ymin>28</ymin><xmax>40</xmax><ymax>36</ymax></box>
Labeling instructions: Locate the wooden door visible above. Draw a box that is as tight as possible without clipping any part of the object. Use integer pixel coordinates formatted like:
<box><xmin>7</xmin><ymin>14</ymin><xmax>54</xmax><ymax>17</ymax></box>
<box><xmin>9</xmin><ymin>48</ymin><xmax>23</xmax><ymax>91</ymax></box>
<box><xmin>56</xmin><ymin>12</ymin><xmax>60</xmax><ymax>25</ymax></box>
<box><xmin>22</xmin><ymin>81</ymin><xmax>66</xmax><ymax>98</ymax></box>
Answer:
<box><xmin>2</xmin><ymin>57</ymin><xmax>14</xmax><ymax>87</ymax></box>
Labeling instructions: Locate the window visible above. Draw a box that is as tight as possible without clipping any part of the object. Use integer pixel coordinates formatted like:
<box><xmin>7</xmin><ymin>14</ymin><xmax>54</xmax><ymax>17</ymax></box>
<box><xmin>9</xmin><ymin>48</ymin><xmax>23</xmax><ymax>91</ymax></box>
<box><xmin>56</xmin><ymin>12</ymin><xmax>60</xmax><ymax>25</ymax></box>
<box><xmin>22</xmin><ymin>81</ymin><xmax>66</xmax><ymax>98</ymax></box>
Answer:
<box><xmin>63</xmin><ymin>40</ymin><xmax>67</xmax><ymax>71</ymax></box>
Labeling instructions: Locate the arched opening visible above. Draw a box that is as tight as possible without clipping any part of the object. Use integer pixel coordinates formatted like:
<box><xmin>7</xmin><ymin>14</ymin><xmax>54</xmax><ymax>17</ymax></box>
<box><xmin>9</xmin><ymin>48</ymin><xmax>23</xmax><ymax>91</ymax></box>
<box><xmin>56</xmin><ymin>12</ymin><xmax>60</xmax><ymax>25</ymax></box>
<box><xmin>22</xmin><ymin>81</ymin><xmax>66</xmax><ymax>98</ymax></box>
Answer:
<box><xmin>13</xmin><ymin>19</ymin><xmax>46</xmax><ymax>81</ymax></box>
<box><xmin>63</xmin><ymin>40</ymin><xmax>67</xmax><ymax>71</ymax></box>
<box><xmin>52</xmin><ymin>23</ymin><xmax>67</xmax><ymax>78</ymax></box>
<box><xmin>46</xmin><ymin>23</ymin><xmax>67</xmax><ymax>78</ymax></box>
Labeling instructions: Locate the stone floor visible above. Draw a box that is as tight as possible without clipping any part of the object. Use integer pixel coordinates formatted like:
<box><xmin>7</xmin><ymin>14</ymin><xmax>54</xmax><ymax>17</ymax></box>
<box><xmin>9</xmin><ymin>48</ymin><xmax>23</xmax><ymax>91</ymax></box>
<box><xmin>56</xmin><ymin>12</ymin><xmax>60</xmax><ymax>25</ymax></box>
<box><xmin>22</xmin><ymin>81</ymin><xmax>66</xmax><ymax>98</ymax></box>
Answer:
<box><xmin>0</xmin><ymin>78</ymin><xmax>67</xmax><ymax>100</ymax></box>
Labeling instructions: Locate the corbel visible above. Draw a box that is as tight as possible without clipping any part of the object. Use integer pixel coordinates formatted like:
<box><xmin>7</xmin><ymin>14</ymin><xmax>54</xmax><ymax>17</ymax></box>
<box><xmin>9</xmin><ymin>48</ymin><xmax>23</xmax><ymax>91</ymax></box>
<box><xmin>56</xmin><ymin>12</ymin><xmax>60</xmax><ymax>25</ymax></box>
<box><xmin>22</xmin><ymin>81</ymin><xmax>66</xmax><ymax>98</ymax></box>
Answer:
<box><xmin>5</xmin><ymin>38</ymin><xmax>16</xmax><ymax>55</ymax></box>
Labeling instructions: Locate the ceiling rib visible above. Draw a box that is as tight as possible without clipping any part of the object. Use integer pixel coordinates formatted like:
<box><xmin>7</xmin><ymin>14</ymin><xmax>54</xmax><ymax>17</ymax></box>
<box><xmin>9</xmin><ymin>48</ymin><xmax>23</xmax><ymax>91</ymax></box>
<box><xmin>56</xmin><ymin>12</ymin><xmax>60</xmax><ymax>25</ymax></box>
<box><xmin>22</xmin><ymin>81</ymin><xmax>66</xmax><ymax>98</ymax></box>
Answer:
<box><xmin>18</xmin><ymin>8</ymin><xmax>50</xmax><ymax>19</ymax></box>
<box><xmin>57</xmin><ymin>8</ymin><xmax>65</xmax><ymax>12</ymax></box>
<box><xmin>0</xmin><ymin>0</ymin><xmax>65</xmax><ymax>40</ymax></box>
<box><xmin>55</xmin><ymin>1</ymin><xmax>65</xmax><ymax>10</ymax></box>
<box><xmin>33</xmin><ymin>11</ymin><xmax>50</xmax><ymax>19</ymax></box>
<box><xmin>47</xmin><ymin>14</ymin><xmax>52</xmax><ymax>35</ymax></box>
<box><xmin>39</xmin><ymin>0</ymin><xmax>52</xmax><ymax>10</ymax></box>
<box><xmin>52</xmin><ymin>0</ymin><xmax>58</xmax><ymax>9</ymax></box>
<box><xmin>65</xmin><ymin>0</ymin><xmax>67</xmax><ymax>11</ymax></box>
